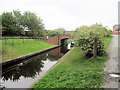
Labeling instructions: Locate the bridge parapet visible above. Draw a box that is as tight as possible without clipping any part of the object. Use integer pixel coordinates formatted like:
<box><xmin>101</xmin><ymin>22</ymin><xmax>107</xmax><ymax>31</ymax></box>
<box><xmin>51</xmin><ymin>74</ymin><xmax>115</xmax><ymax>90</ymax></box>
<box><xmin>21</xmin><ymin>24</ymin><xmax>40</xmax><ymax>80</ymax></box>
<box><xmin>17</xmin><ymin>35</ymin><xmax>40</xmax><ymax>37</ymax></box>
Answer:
<box><xmin>47</xmin><ymin>35</ymin><xmax>74</xmax><ymax>45</ymax></box>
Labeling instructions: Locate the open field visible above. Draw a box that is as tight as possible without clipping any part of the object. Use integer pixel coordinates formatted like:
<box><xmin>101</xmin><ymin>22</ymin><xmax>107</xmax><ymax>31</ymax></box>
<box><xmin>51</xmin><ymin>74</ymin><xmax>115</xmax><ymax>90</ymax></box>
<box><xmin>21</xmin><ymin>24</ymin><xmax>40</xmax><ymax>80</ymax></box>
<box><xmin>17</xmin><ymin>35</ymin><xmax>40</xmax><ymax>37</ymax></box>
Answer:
<box><xmin>32</xmin><ymin>36</ymin><xmax>113</xmax><ymax>88</ymax></box>
<box><xmin>2</xmin><ymin>39</ymin><xmax>55</xmax><ymax>61</ymax></box>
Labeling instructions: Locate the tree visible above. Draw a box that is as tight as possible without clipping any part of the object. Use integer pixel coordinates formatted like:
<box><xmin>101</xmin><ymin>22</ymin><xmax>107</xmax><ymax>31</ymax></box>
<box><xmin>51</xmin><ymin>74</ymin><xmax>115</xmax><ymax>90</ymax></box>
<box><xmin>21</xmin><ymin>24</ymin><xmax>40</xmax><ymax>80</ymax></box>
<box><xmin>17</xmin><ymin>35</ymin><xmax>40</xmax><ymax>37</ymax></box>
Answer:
<box><xmin>0</xmin><ymin>15</ymin><xmax>1</xmax><ymax>26</ymax></box>
<box><xmin>56</xmin><ymin>28</ymin><xmax>65</xmax><ymax>34</ymax></box>
<box><xmin>13</xmin><ymin>10</ymin><xmax>25</xmax><ymax>36</ymax></box>
<box><xmin>48</xmin><ymin>28</ymin><xmax>65</xmax><ymax>37</ymax></box>
<box><xmin>2</xmin><ymin>12</ymin><xmax>16</xmax><ymax>36</ymax></box>
<box><xmin>1</xmin><ymin>11</ymin><xmax>25</xmax><ymax>36</ymax></box>
<box><xmin>1</xmin><ymin>10</ymin><xmax>45</xmax><ymax>37</ymax></box>
<box><xmin>22</xmin><ymin>11</ymin><xmax>44</xmax><ymax>37</ymax></box>
<box><xmin>48</xmin><ymin>30</ymin><xmax>61</xmax><ymax>37</ymax></box>
<box><xmin>90</xmin><ymin>24</ymin><xmax>106</xmax><ymax>58</ymax></box>
<box><xmin>75</xmin><ymin>24</ymin><xmax>107</xmax><ymax>58</ymax></box>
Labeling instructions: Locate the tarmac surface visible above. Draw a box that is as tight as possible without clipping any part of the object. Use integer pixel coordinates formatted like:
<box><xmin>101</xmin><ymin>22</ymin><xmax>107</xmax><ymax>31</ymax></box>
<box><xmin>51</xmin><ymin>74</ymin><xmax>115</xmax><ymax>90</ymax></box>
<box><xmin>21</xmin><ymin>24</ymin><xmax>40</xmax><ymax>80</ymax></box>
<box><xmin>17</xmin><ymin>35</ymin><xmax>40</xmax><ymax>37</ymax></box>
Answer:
<box><xmin>102</xmin><ymin>35</ymin><xmax>120</xmax><ymax>88</ymax></box>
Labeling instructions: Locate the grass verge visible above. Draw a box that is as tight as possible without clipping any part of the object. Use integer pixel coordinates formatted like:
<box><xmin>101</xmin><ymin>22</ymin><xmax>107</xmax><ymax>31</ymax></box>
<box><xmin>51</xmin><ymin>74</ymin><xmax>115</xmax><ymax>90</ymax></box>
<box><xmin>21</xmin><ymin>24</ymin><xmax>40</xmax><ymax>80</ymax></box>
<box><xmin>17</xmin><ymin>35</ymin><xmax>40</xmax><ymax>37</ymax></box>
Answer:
<box><xmin>32</xmin><ymin>36</ymin><xmax>113</xmax><ymax>88</ymax></box>
<box><xmin>2</xmin><ymin>39</ymin><xmax>55</xmax><ymax>61</ymax></box>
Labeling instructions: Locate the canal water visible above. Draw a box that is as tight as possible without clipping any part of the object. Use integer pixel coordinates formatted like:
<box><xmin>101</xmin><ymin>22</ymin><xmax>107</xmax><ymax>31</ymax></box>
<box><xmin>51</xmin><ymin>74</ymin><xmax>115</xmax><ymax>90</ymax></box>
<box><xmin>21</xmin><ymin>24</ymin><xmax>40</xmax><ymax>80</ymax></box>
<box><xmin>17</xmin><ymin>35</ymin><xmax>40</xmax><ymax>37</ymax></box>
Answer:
<box><xmin>1</xmin><ymin>44</ymin><xmax>71</xmax><ymax>88</ymax></box>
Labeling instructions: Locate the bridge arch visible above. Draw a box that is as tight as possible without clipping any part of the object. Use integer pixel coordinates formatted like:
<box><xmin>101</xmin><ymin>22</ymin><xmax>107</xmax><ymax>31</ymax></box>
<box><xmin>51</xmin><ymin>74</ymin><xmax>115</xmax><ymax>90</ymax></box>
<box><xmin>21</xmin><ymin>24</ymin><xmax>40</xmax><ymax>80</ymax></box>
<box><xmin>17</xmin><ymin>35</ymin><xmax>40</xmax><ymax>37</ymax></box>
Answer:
<box><xmin>47</xmin><ymin>35</ymin><xmax>74</xmax><ymax>45</ymax></box>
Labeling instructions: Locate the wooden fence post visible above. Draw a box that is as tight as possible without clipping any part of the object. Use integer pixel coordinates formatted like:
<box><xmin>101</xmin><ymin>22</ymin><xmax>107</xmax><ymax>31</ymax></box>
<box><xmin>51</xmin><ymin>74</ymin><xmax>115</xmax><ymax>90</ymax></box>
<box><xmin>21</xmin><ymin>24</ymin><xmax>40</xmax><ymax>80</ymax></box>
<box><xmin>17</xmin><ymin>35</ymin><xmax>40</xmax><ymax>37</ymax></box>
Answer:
<box><xmin>23</xmin><ymin>37</ymin><xmax>24</xmax><ymax>43</ymax></box>
<box><xmin>18</xmin><ymin>37</ymin><xmax>19</xmax><ymax>44</ymax></box>
<box><xmin>5</xmin><ymin>37</ymin><xmax>7</xmax><ymax>45</ymax></box>
<box><xmin>12</xmin><ymin>38</ymin><xmax>14</xmax><ymax>45</ymax></box>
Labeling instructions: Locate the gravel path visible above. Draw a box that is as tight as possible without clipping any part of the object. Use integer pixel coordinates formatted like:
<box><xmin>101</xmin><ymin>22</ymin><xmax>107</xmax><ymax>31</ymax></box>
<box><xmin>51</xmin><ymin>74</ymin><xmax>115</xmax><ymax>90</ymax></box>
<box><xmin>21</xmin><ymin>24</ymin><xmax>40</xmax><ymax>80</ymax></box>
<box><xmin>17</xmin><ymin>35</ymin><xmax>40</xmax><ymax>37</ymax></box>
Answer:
<box><xmin>102</xmin><ymin>35</ymin><xmax>120</xmax><ymax>88</ymax></box>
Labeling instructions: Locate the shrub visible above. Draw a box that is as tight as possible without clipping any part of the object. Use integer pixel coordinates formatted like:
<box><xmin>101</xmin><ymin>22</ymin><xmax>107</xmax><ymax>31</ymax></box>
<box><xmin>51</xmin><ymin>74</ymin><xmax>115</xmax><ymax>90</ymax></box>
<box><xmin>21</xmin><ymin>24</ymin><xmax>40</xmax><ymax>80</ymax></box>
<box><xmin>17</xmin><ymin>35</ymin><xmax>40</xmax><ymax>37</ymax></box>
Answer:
<box><xmin>75</xmin><ymin>24</ymin><xmax>109</xmax><ymax>58</ymax></box>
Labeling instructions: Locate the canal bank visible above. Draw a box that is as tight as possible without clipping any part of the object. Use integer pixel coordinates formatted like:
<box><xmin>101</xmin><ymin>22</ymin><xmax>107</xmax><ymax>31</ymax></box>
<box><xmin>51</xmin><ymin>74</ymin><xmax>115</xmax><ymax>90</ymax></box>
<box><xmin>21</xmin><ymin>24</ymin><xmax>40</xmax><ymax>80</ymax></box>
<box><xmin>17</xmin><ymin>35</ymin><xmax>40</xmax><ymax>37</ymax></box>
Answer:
<box><xmin>1</xmin><ymin>44</ymin><xmax>72</xmax><ymax>88</ymax></box>
<box><xmin>2</xmin><ymin>40</ymin><xmax>56</xmax><ymax>62</ymax></box>
<box><xmin>2</xmin><ymin>45</ymin><xmax>60</xmax><ymax>68</ymax></box>
<box><xmin>30</xmin><ymin>47</ymin><xmax>74</xmax><ymax>88</ymax></box>
<box><xmin>32</xmin><ymin>36</ymin><xmax>113</xmax><ymax>88</ymax></box>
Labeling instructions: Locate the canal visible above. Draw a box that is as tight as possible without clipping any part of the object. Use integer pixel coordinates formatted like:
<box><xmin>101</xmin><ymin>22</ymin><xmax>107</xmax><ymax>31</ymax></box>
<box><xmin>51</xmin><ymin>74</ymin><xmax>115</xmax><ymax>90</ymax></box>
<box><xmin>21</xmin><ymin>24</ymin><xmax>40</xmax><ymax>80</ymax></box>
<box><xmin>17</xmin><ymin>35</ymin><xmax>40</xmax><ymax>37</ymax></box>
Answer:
<box><xmin>1</xmin><ymin>44</ymin><xmax>72</xmax><ymax>88</ymax></box>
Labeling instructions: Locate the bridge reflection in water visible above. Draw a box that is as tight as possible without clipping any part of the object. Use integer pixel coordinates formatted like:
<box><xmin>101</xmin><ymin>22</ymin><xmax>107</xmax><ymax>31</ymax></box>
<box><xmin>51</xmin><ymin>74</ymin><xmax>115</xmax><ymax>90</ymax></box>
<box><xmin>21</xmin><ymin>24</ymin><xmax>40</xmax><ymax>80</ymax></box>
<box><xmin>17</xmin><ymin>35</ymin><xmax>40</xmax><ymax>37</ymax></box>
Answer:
<box><xmin>2</xmin><ymin>44</ymin><xmax>70</xmax><ymax>88</ymax></box>
<box><xmin>48</xmin><ymin>44</ymin><xmax>69</xmax><ymax>57</ymax></box>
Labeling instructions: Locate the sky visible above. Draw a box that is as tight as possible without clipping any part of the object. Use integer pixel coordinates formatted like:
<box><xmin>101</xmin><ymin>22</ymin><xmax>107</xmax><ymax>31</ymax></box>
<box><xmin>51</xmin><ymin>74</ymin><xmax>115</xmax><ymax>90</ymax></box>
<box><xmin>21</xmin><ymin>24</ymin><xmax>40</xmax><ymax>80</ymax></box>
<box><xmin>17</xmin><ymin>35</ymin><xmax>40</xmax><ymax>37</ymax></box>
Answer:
<box><xmin>0</xmin><ymin>0</ymin><xmax>119</xmax><ymax>31</ymax></box>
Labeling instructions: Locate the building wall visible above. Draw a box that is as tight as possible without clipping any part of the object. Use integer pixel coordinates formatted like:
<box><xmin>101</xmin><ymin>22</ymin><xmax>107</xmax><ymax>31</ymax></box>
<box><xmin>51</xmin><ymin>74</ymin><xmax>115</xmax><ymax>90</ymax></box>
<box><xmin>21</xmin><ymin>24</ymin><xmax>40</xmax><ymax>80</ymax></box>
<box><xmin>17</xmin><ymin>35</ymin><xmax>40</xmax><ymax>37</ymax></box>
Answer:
<box><xmin>113</xmin><ymin>25</ymin><xmax>120</xmax><ymax>35</ymax></box>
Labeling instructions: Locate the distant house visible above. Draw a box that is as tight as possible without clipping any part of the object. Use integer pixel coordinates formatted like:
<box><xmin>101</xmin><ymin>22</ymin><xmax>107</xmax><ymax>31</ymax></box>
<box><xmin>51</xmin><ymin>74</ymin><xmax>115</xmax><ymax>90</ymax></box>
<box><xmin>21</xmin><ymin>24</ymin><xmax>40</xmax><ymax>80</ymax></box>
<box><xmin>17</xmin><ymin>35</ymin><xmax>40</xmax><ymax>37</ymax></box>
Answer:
<box><xmin>113</xmin><ymin>25</ymin><xmax>120</xmax><ymax>35</ymax></box>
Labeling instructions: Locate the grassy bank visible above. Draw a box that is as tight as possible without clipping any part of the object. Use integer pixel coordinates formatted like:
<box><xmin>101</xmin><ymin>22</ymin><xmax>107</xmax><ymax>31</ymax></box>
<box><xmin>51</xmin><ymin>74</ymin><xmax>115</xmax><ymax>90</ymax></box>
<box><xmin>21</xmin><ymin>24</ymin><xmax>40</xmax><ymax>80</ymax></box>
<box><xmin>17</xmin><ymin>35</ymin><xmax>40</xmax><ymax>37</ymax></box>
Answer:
<box><xmin>2</xmin><ymin>39</ymin><xmax>55</xmax><ymax>61</ymax></box>
<box><xmin>32</xmin><ymin>36</ymin><xmax>113</xmax><ymax>88</ymax></box>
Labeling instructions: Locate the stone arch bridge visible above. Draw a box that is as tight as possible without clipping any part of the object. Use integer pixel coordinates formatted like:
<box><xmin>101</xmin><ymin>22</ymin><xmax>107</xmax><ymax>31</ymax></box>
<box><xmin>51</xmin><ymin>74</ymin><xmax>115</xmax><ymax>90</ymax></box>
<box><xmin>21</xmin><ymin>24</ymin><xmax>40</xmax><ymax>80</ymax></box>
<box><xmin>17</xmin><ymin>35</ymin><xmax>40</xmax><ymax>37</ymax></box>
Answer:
<box><xmin>47</xmin><ymin>35</ymin><xmax>74</xmax><ymax>45</ymax></box>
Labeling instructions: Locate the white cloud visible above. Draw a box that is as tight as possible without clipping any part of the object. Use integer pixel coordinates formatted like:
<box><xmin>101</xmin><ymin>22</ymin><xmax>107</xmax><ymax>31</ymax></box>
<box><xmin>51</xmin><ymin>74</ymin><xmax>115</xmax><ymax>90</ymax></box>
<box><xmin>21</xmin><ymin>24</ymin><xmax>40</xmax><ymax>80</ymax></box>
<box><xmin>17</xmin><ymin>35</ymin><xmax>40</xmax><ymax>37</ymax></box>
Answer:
<box><xmin>0</xmin><ymin>0</ymin><xmax>119</xmax><ymax>30</ymax></box>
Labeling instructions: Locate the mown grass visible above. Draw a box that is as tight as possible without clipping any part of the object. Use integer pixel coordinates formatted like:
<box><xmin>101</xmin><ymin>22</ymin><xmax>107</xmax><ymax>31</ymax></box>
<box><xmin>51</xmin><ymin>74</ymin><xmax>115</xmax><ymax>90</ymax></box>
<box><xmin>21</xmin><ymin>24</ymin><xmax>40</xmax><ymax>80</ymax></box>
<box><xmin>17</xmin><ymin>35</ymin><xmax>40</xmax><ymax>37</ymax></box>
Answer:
<box><xmin>2</xmin><ymin>39</ymin><xmax>55</xmax><ymax>61</ymax></box>
<box><xmin>32</xmin><ymin>36</ymin><xmax>113</xmax><ymax>88</ymax></box>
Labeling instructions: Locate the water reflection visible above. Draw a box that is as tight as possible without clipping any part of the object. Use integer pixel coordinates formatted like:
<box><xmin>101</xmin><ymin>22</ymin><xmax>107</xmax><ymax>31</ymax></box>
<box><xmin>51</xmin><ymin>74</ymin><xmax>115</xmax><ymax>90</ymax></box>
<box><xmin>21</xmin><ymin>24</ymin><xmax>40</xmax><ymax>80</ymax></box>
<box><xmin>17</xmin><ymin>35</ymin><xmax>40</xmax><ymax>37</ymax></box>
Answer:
<box><xmin>2</xmin><ymin>54</ymin><xmax>44</xmax><ymax>81</ymax></box>
<box><xmin>2</xmin><ymin>45</ymin><xmax>70</xmax><ymax>88</ymax></box>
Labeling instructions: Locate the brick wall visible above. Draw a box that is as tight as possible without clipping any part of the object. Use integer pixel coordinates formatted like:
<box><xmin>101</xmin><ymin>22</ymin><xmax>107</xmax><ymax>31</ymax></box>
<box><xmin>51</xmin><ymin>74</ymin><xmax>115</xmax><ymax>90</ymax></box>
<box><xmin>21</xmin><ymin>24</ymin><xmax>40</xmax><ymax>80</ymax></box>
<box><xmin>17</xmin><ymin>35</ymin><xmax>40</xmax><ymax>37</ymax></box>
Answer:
<box><xmin>113</xmin><ymin>25</ymin><xmax>120</xmax><ymax>35</ymax></box>
<box><xmin>47</xmin><ymin>35</ymin><xmax>74</xmax><ymax>45</ymax></box>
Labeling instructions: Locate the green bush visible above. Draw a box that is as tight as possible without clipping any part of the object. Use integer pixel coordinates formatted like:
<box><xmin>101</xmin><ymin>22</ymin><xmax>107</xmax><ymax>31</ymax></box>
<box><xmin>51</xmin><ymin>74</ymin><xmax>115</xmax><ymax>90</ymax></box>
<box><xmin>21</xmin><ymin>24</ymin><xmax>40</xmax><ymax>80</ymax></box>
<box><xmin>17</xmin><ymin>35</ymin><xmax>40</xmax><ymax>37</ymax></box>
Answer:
<box><xmin>75</xmin><ymin>24</ymin><xmax>109</xmax><ymax>57</ymax></box>
<box><xmin>77</xmin><ymin>38</ymin><xmax>104</xmax><ymax>57</ymax></box>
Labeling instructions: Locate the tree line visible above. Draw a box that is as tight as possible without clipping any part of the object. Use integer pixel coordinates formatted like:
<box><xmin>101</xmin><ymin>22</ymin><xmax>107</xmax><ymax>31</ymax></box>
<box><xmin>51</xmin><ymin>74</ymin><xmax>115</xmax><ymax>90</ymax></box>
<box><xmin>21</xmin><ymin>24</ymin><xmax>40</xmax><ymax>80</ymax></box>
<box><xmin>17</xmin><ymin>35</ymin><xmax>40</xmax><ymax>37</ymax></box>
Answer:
<box><xmin>1</xmin><ymin>10</ymin><xmax>74</xmax><ymax>38</ymax></box>
<box><xmin>1</xmin><ymin>10</ymin><xmax>45</xmax><ymax>37</ymax></box>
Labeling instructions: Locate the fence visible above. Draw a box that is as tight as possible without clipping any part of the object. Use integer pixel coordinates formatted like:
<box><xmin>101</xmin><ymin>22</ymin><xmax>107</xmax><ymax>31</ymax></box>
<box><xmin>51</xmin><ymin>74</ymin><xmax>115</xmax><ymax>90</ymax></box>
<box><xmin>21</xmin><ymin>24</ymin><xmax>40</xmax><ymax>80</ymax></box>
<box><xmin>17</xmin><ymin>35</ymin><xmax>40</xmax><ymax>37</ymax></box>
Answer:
<box><xmin>2</xmin><ymin>37</ymin><xmax>45</xmax><ymax>45</ymax></box>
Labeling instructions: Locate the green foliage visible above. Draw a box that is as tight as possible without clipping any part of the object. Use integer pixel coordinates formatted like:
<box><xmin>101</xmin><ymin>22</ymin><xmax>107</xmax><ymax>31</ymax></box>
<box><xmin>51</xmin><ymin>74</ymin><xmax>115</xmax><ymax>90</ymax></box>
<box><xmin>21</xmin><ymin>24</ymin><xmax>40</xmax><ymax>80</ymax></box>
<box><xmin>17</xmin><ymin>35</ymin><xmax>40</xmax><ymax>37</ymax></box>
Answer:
<box><xmin>107</xmin><ymin>30</ymin><xmax>112</xmax><ymax>36</ymax></box>
<box><xmin>22</xmin><ymin>11</ymin><xmax>44</xmax><ymax>37</ymax></box>
<box><xmin>12</xmin><ymin>10</ymin><xmax>25</xmax><ymax>36</ymax></box>
<box><xmin>1</xmin><ymin>10</ymin><xmax>45</xmax><ymax>37</ymax></box>
<box><xmin>104</xmin><ymin>35</ymin><xmax>113</xmax><ymax>54</ymax></box>
<box><xmin>75</xmin><ymin>24</ymin><xmax>110</xmax><ymax>57</ymax></box>
<box><xmin>0</xmin><ymin>15</ymin><xmax>2</xmax><ymax>26</ymax></box>
<box><xmin>77</xmin><ymin>38</ymin><xmax>104</xmax><ymax>57</ymax></box>
<box><xmin>2</xmin><ymin>12</ymin><xmax>16</xmax><ymax>36</ymax></box>
<box><xmin>48</xmin><ymin>28</ymin><xmax>65</xmax><ymax>37</ymax></box>
<box><xmin>65</xmin><ymin>31</ymin><xmax>75</xmax><ymax>35</ymax></box>
<box><xmin>0</xmin><ymin>15</ymin><xmax>2</xmax><ymax>36</ymax></box>
<box><xmin>48</xmin><ymin>30</ymin><xmax>61</xmax><ymax>37</ymax></box>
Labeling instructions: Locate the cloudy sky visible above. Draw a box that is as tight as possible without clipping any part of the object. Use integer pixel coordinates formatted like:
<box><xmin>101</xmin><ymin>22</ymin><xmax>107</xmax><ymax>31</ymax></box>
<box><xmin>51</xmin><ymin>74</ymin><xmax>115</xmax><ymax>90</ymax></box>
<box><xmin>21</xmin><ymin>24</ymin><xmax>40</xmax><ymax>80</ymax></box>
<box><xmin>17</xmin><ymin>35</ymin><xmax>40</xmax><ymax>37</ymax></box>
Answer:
<box><xmin>0</xmin><ymin>0</ymin><xmax>119</xmax><ymax>31</ymax></box>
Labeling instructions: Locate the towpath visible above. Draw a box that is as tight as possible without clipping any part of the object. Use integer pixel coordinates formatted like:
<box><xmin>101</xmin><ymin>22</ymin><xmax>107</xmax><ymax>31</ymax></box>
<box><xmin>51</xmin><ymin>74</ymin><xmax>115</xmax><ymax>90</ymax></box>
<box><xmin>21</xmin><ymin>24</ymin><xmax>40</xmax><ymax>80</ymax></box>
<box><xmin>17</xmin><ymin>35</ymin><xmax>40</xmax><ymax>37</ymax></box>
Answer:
<box><xmin>102</xmin><ymin>35</ymin><xmax>120</xmax><ymax>88</ymax></box>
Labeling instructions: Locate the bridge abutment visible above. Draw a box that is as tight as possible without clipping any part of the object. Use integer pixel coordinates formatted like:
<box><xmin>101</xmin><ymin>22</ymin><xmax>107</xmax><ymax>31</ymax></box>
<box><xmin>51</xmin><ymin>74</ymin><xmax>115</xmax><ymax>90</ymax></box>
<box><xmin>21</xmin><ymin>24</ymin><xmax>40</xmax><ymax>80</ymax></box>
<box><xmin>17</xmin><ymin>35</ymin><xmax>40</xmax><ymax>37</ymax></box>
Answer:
<box><xmin>47</xmin><ymin>35</ymin><xmax>74</xmax><ymax>45</ymax></box>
